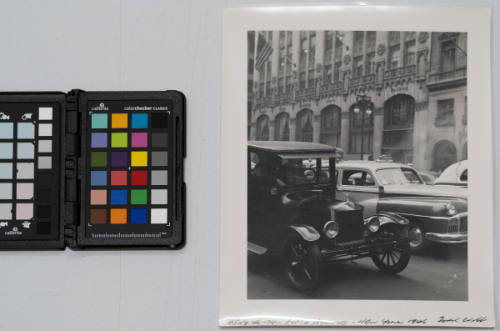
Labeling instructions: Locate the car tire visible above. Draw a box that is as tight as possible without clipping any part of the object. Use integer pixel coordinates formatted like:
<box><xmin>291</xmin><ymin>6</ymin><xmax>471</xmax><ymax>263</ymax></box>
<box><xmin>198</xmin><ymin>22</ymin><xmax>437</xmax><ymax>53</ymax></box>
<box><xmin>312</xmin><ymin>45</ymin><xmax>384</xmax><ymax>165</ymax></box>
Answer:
<box><xmin>371</xmin><ymin>225</ymin><xmax>411</xmax><ymax>274</ymax></box>
<box><xmin>408</xmin><ymin>222</ymin><xmax>426</xmax><ymax>252</ymax></box>
<box><xmin>283</xmin><ymin>234</ymin><xmax>321</xmax><ymax>293</ymax></box>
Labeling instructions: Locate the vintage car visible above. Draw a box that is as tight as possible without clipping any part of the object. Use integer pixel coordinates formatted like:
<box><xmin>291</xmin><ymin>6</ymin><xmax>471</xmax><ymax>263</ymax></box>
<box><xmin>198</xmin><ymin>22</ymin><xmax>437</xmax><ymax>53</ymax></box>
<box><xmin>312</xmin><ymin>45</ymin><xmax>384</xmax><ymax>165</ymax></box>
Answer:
<box><xmin>336</xmin><ymin>160</ymin><xmax>467</xmax><ymax>251</ymax></box>
<box><xmin>434</xmin><ymin>160</ymin><xmax>468</xmax><ymax>187</ymax></box>
<box><xmin>248</xmin><ymin>141</ymin><xmax>411</xmax><ymax>292</ymax></box>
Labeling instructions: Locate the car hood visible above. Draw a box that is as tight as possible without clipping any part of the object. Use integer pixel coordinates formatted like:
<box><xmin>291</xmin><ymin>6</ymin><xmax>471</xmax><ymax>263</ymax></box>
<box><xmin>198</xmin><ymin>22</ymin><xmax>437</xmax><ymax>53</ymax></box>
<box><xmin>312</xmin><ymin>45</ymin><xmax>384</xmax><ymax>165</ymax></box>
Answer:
<box><xmin>382</xmin><ymin>184</ymin><xmax>467</xmax><ymax>200</ymax></box>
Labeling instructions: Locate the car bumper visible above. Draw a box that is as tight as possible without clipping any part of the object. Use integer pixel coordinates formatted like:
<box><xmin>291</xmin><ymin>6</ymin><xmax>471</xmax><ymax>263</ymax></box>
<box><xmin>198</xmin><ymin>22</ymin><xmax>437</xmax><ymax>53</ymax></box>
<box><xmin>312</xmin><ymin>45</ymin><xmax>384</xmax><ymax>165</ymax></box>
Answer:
<box><xmin>425</xmin><ymin>232</ymin><xmax>467</xmax><ymax>244</ymax></box>
<box><xmin>320</xmin><ymin>238</ymin><xmax>407</xmax><ymax>263</ymax></box>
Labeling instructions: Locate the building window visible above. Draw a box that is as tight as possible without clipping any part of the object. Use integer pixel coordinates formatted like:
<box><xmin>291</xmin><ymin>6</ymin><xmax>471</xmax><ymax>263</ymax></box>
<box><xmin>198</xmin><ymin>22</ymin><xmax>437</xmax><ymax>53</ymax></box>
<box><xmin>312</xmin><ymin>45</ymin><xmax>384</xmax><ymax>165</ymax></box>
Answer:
<box><xmin>320</xmin><ymin>105</ymin><xmax>341</xmax><ymax>147</ymax></box>
<box><xmin>296</xmin><ymin>109</ymin><xmax>314</xmax><ymax>142</ymax></box>
<box><xmin>436</xmin><ymin>99</ymin><xmax>455</xmax><ymax>126</ymax></box>
<box><xmin>274</xmin><ymin>113</ymin><xmax>290</xmax><ymax>141</ymax></box>
<box><xmin>433</xmin><ymin>140</ymin><xmax>457</xmax><ymax>172</ymax></box>
<box><xmin>278</xmin><ymin>77</ymin><xmax>284</xmax><ymax>94</ymax></box>
<box><xmin>308</xmin><ymin>69</ymin><xmax>315</xmax><ymax>88</ymax></box>
<box><xmin>353</xmin><ymin>31</ymin><xmax>364</xmax><ymax>55</ymax></box>
<box><xmin>366</xmin><ymin>31</ymin><xmax>376</xmax><ymax>51</ymax></box>
<box><xmin>308</xmin><ymin>31</ymin><xmax>316</xmax><ymax>68</ymax></box>
<box><xmin>256</xmin><ymin>115</ymin><xmax>270</xmax><ymax>141</ymax></box>
<box><xmin>441</xmin><ymin>40</ymin><xmax>456</xmax><ymax>72</ymax></box>
<box><xmin>333</xmin><ymin>61</ymin><xmax>341</xmax><ymax>82</ymax></box>
<box><xmin>388</xmin><ymin>45</ymin><xmax>400</xmax><ymax>69</ymax></box>
<box><xmin>299</xmin><ymin>72</ymin><xmax>306</xmax><ymax>89</ymax></box>
<box><xmin>404</xmin><ymin>40</ymin><xmax>416</xmax><ymax>66</ymax></box>
<box><xmin>388</xmin><ymin>31</ymin><xmax>400</xmax><ymax>45</ymax></box>
<box><xmin>265</xmin><ymin>61</ymin><xmax>272</xmax><ymax>96</ymax></box>
<box><xmin>365</xmin><ymin>52</ymin><xmax>375</xmax><ymax>74</ymax></box>
<box><xmin>353</xmin><ymin>56</ymin><xmax>363</xmax><ymax>77</ymax></box>
<box><xmin>349</xmin><ymin>105</ymin><xmax>373</xmax><ymax>154</ymax></box>
<box><xmin>334</xmin><ymin>35</ymin><xmax>343</xmax><ymax>61</ymax></box>
<box><xmin>382</xmin><ymin>94</ymin><xmax>415</xmax><ymax>163</ymax></box>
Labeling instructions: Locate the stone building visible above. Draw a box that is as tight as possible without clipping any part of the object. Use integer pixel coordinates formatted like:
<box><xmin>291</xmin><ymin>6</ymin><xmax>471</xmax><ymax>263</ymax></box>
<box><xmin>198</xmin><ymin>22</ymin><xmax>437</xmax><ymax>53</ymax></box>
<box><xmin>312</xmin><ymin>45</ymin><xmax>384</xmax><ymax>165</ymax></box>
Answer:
<box><xmin>247</xmin><ymin>31</ymin><xmax>467</xmax><ymax>172</ymax></box>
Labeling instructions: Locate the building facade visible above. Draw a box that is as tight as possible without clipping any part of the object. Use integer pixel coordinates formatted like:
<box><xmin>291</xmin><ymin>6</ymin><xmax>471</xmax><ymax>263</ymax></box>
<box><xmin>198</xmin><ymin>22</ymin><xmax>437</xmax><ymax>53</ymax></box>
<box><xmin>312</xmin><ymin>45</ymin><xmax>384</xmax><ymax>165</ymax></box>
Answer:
<box><xmin>247</xmin><ymin>31</ymin><xmax>467</xmax><ymax>172</ymax></box>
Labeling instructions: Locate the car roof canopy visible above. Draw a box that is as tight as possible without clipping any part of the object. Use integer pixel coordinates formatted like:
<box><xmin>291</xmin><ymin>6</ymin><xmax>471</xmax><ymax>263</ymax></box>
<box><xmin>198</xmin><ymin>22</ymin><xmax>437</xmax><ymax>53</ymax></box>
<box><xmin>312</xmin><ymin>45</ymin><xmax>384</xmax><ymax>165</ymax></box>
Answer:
<box><xmin>248</xmin><ymin>141</ymin><xmax>337</xmax><ymax>159</ymax></box>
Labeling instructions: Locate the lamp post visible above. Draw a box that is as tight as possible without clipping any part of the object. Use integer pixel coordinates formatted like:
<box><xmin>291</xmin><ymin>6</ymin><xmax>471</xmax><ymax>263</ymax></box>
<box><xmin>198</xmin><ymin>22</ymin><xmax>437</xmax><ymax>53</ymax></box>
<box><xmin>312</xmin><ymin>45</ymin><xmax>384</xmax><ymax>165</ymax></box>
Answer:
<box><xmin>353</xmin><ymin>94</ymin><xmax>373</xmax><ymax>160</ymax></box>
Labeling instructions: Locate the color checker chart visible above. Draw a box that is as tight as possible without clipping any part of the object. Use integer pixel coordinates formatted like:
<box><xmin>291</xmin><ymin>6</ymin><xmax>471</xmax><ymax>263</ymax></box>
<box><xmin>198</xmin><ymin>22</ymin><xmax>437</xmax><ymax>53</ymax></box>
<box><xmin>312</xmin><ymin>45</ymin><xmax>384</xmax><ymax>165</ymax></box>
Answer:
<box><xmin>0</xmin><ymin>103</ymin><xmax>60</xmax><ymax>240</ymax></box>
<box><xmin>85</xmin><ymin>101</ymin><xmax>171</xmax><ymax>241</ymax></box>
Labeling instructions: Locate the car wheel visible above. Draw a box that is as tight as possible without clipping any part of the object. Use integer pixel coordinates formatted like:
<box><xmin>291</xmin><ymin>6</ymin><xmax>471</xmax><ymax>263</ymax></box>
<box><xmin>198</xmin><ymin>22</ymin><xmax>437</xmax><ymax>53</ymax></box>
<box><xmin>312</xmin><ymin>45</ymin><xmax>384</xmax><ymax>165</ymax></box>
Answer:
<box><xmin>283</xmin><ymin>235</ymin><xmax>321</xmax><ymax>293</ymax></box>
<box><xmin>371</xmin><ymin>226</ymin><xmax>411</xmax><ymax>274</ymax></box>
<box><xmin>408</xmin><ymin>223</ymin><xmax>425</xmax><ymax>251</ymax></box>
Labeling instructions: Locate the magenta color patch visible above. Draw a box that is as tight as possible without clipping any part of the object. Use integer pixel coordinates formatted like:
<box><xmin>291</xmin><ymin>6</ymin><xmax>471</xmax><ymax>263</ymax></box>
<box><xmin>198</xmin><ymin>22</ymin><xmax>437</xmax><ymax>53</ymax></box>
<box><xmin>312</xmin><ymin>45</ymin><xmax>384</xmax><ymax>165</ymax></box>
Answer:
<box><xmin>131</xmin><ymin>132</ymin><xmax>148</xmax><ymax>148</ymax></box>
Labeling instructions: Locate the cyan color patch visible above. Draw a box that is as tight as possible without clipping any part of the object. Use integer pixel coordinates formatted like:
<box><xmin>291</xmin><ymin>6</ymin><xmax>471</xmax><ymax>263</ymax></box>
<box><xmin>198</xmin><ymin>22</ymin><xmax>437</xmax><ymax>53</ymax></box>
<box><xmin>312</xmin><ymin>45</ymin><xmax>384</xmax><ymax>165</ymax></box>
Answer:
<box><xmin>131</xmin><ymin>113</ymin><xmax>148</xmax><ymax>129</ymax></box>
<box><xmin>91</xmin><ymin>113</ymin><xmax>108</xmax><ymax>129</ymax></box>
<box><xmin>0</xmin><ymin>123</ymin><xmax>13</xmax><ymax>139</ymax></box>
<box><xmin>91</xmin><ymin>171</ymin><xmax>107</xmax><ymax>186</ymax></box>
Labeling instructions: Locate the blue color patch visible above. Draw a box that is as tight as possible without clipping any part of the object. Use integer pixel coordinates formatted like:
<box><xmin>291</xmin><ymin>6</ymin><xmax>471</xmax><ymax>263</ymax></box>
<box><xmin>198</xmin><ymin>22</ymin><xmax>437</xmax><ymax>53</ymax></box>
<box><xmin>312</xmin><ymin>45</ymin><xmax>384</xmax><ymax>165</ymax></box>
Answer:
<box><xmin>90</xmin><ymin>171</ymin><xmax>107</xmax><ymax>186</ymax></box>
<box><xmin>110</xmin><ymin>189</ymin><xmax>127</xmax><ymax>205</ymax></box>
<box><xmin>130</xmin><ymin>208</ymin><xmax>148</xmax><ymax>224</ymax></box>
<box><xmin>131</xmin><ymin>113</ymin><xmax>148</xmax><ymax>129</ymax></box>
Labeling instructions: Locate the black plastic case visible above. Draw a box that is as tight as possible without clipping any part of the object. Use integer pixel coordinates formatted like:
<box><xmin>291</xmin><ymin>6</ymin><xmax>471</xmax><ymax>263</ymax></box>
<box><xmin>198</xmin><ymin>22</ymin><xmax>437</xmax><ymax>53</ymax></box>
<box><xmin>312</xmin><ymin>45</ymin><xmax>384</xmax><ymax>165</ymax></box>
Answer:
<box><xmin>0</xmin><ymin>90</ymin><xmax>185</xmax><ymax>250</ymax></box>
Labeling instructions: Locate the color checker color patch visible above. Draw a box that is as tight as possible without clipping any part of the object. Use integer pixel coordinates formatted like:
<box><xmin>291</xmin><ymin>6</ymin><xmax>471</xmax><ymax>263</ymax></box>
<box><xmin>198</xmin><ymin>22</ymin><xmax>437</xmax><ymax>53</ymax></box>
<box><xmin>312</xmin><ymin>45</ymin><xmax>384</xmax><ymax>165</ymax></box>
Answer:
<box><xmin>86</xmin><ymin>102</ymin><xmax>170</xmax><ymax>234</ymax></box>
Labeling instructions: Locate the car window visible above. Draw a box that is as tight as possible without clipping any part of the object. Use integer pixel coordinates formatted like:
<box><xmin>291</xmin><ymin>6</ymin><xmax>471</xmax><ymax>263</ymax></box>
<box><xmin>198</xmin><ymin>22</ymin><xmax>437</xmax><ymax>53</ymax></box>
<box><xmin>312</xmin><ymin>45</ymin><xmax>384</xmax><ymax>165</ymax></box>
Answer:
<box><xmin>401</xmin><ymin>168</ymin><xmax>423</xmax><ymax>184</ymax></box>
<box><xmin>342</xmin><ymin>170</ymin><xmax>375</xmax><ymax>186</ymax></box>
<box><xmin>460</xmin><ymin>169</ymin><xmax>468</xmax><ymax>182</ymax></box>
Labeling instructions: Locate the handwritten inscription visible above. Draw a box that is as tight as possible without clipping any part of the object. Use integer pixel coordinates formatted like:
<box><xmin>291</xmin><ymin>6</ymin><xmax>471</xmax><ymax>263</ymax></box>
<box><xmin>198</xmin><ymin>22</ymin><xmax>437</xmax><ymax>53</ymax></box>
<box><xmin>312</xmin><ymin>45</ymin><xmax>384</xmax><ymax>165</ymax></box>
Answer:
<box><xmin>224</xmin><ymin>316</ymin><xmax>488</xmax><ymax>327</ymax></box>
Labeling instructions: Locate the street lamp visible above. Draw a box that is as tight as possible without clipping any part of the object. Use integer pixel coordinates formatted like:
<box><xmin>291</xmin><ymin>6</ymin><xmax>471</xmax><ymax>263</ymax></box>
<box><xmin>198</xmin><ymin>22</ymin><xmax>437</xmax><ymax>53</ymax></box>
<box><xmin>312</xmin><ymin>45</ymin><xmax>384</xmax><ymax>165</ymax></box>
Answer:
<box><xmin>353</xmin><ymin>94</ymin><xmax>373</xmax><ymax>160</ymax></box>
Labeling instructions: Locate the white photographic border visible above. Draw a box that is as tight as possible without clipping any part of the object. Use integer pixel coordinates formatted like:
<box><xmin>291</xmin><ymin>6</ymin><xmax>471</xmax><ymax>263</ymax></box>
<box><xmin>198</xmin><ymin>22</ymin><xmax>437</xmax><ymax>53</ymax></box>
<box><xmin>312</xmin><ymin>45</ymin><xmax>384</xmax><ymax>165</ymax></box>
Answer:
<box><xmin>220</xmin><ymin>6</ymin><xmax>494</xmax><ymax>327</ymax></box>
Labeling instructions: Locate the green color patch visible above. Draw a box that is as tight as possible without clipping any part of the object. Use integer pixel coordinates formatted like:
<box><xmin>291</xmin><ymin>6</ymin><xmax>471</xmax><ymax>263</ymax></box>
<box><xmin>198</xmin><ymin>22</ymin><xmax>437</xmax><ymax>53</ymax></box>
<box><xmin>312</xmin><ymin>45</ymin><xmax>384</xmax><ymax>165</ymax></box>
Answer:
<box><xmin>91</xmin><ymin>152</ymin><xmax>107</xmax><ymax>168</ymax></box>
<box><xmin>111</xmin><ymin>132</ymin><xmax>128</xmax><ymax>148</ymax></box>
<box><xmin>131</xmin><ymin>189</ymin><xmax>147</xmax><ymax>205</ymax></box>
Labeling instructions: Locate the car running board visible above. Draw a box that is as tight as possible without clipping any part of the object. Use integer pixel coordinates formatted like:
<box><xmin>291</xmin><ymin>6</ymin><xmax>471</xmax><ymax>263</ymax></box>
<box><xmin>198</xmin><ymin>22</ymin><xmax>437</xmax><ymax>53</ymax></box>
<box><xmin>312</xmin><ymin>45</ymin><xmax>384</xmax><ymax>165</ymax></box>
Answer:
<box><xmin>248</xmin><ymin>242</ymin><xmax>267</xmax><ymax>255</ymax></box>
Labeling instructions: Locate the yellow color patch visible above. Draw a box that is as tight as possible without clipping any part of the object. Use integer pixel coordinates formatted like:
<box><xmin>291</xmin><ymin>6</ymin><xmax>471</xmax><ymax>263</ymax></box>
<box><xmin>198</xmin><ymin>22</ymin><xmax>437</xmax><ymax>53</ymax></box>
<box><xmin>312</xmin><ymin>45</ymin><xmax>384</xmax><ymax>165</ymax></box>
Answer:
<box><xmin>111</xmin><ymin>113</ymin><xmax>128</xmax><ymax>128</ymax></box>
<box><xmin>131</xmin><ymin>151</ymin><xmax>148</xmax><ymax>167</ymax></box>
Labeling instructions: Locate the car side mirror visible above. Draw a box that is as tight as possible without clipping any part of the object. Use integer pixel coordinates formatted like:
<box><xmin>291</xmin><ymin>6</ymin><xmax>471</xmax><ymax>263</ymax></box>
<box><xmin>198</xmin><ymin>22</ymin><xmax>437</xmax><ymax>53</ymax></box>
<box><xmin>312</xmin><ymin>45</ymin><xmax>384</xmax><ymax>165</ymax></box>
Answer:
<box><xmin>378</xmin><ymin>186</ymin><xmax>385</xmax><ymax>194</ymax></box>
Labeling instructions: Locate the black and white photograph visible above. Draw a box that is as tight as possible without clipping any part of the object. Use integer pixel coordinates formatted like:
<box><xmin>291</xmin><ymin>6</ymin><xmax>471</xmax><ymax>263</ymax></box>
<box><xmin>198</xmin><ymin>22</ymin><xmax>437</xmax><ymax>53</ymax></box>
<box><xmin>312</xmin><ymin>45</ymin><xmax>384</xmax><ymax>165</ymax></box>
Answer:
<box><xmin>221</xmin><ymin>5</ymin><xmax>494</xmax><ymax>328</ymax></box>
<box><xmin>247</xmin><ymin>30</ymin><xmax>468</xmax><ymax>300</ymax></box>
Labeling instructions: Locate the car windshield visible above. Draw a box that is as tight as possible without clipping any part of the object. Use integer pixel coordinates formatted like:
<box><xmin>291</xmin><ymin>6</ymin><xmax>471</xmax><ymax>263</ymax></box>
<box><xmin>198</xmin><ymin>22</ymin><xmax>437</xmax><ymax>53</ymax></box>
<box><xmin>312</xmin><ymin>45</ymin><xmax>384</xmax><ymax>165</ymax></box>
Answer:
<box><xmin>276</xmin><ymin>158</ymin><xmax>331</xmax><ymax>186</ymax></box>
<box><xmin>376</xmin><ymin>168</ymin><xmax>422</xmax><ymax>185</ymax></box>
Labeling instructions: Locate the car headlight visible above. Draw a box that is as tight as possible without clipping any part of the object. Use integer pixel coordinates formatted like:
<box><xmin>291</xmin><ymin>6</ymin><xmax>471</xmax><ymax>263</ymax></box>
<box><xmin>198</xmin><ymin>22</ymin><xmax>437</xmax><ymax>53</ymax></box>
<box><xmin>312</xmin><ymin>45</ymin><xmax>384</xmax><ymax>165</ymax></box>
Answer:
<box><xmin>323</xmin><ymin>221</ymin><xmax>339</xmax><ymax>239</ymax></box>
<box><xmin>445</xmin><ymin>202</ymin><xmax>457</xmax><ymax>216</ymax></box>
<box><xmin>368</xmin><ymin>217</ymin><xmax>380</xmax><ymax>232</ymax></box>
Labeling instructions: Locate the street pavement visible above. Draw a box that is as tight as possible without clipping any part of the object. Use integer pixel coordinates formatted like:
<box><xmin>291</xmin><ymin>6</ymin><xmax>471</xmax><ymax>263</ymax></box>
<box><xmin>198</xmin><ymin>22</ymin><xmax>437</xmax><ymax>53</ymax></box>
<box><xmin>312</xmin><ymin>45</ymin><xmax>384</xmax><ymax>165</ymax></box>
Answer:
<box><xmin>248</xmin><ymin>244</ymin><xmax>467</xmax><ymax>300</ymax></box>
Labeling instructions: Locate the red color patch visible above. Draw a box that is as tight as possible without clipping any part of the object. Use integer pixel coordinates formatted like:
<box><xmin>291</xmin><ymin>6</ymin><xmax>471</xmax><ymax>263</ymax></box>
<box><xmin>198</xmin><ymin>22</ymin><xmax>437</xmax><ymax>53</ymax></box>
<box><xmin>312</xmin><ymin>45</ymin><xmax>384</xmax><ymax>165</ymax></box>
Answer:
<box><xmin>131</xmin><ymin>170</ymin><xmax>148</xmax><ymax>186</ymax></box>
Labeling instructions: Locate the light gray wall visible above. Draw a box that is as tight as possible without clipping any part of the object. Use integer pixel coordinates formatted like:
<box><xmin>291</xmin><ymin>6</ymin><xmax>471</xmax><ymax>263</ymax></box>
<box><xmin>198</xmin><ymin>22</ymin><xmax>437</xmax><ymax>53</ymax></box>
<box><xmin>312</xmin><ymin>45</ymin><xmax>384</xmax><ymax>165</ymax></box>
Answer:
<box><xmin>0</xmin><ymin>0</ymin><xmax>497</xmax><ymax>331</ymax></box>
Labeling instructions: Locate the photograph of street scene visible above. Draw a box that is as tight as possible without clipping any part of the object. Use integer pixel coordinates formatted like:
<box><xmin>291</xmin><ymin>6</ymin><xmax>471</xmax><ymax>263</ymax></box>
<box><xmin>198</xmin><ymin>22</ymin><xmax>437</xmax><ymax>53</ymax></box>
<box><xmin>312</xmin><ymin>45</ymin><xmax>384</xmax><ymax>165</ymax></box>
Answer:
<box><xmin>247</xmin><ymin>30</ymin><xmax>467</xmax><ymax>300</ymax></box>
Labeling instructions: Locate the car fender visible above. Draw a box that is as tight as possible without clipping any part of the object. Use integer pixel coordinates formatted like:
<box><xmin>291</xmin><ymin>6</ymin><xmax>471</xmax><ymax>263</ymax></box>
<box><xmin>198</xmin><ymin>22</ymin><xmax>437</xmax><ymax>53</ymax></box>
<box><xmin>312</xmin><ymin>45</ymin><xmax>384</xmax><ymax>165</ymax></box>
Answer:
<box><xmin>287</xmin><ymin>225</ymin><xmax>321</xmax><ymax>242</ymax></box>
<box><xmin>365</xmin><ymin>212</ymin><xmax>409</xmax><ymax>226</ymax></box>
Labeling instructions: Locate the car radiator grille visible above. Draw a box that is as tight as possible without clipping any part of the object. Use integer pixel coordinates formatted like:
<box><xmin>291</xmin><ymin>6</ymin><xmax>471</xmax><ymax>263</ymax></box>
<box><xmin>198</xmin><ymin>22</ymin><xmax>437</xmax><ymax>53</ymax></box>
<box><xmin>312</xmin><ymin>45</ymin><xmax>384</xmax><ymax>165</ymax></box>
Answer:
<box><xmin>336</xmin><ymin>209</ymin><xmax>365</xmax><ymax>243</ymax></box>
<box><xmin>447</xmin><ymin>215</ymin><xmax>467</xmax><ymax>233</ymax></box>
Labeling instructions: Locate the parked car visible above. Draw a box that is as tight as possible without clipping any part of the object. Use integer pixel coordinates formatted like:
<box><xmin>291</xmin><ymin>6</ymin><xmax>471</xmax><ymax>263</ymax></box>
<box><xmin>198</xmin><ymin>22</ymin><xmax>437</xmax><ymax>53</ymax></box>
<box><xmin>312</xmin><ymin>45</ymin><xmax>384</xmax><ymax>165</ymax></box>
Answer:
<box><xmin>434</xmin><ymin>160</ymin><xmax>467</xmax><ymax>187</ymax></box>
<box><xmin>248</xmin><ymin>141</ymin><xmax>411</xmax><ymax>292</ymax></box>
<box><xmin>336</xmin><ymin>160</ymin><xmax>467</xmax><ymax>251</ymax></box>
<box><xmin>418</xmin><ymin>171</ymin><xmax>437</xmax><ymax>184</ymax></box>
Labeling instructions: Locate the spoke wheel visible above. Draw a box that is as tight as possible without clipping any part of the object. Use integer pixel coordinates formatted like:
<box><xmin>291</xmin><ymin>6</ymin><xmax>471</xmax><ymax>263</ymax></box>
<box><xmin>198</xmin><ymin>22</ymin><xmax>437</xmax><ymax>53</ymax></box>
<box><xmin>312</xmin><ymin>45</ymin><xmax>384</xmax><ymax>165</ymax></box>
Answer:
<box><xmin>284</xmin><ymin>236</ymin><xmax>321</xmax><ymax>293</ymax></box>
<box><xmin>371</xmin><ymin>226</ymin><xmax>411</xmax><ymax>274</ymax></box>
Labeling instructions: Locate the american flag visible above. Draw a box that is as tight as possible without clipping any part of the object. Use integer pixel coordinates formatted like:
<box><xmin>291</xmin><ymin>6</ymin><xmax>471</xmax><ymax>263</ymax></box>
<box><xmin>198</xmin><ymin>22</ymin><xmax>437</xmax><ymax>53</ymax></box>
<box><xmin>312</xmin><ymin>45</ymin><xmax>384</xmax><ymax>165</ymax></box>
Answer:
<box><xmin>255</xmin><ymin>32</ymin><xmax>273</xmax><ymax>72</ymax></box>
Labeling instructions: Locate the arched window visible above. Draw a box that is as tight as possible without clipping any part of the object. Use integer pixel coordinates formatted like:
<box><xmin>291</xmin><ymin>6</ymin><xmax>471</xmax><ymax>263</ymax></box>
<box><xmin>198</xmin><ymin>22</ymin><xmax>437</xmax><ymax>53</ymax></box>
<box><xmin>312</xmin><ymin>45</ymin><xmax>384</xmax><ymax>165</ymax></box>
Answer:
<box><xmin>256</xmin><ymin>115</ymin><xmax>270</xmax><ymax>141</ymax></box>
<box><xmin>320</xmin><ymin>105</ymin><xmax>341</xmax><ymax>147</ymax></box>
<box><xmin>433</xmin><ymin>140</ymin><xmax>457</xmax><ymax>172</ymax></box>
<box><xmin>274</xmin><ymin>112</ymin><xmax>290</xmax><ymax>141</ymax></box>
<box><xmin>296</xmin><ymin>109</ymin><xmax>314</xmax><ymax>142</ymax></box>
<box><xmin>382</xmin><ymin>94</ymin><xmax>415</xmax><ymax>163</ymax></box>
<box><xmin>349</xmin><ymin>104</ymin><xmax>373</xmax><ymax>155</ymax></box>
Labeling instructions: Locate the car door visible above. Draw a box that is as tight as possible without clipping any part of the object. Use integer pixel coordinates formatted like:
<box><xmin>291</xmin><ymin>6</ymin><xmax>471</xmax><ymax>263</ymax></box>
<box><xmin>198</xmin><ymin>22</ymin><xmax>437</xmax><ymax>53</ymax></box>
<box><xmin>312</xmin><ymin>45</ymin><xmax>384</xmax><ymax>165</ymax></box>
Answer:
<box><xmin>247</xmin><ymin>151</ymin><xmax>278</xmax><ymax>247</ymax></box>
<box><xmin>336</xmin><ymin>168</ymin><xmax>379</xmax><ymax>205</ymax></box>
